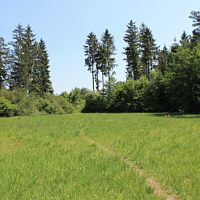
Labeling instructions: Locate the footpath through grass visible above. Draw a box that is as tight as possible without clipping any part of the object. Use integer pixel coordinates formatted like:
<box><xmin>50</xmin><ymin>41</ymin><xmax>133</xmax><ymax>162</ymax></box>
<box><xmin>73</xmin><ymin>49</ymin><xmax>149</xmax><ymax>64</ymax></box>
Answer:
<box><xmin>0</xmin><ymin>113</ymin><xmax>199</xmax><ymax>199</ymax></box>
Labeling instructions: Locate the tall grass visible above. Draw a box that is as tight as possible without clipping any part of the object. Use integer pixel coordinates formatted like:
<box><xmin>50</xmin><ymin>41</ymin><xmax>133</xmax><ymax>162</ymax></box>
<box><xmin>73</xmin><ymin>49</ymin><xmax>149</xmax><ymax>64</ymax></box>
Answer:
<box><xmin>0</xmin><ymin>114</ymin><xmax>161</xmax><ymax>199</ymax></box>
<box><xmin>0</xmin><ymin>113</ymin><xmax>199</xmax><ymax>199</ymax></box>
<box><xmin>83</xmin><ymin>113</ymin><xmax>200</xmax><ymax>199</ymax></box>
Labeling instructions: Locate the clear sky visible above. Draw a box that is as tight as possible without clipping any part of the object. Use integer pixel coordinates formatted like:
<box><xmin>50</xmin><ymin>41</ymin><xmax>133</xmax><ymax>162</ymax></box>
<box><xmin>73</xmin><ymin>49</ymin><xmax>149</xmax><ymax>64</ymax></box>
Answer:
<box><xmin>0</xmin><ymin>0</ymin><xmax>199</xmax><ymax>94</ymax></box>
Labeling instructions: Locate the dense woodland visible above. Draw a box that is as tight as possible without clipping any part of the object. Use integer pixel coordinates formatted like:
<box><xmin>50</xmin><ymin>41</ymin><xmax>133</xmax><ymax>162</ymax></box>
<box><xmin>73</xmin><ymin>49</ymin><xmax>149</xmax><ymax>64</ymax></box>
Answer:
<box><xmin>0</xmin><ymin>10</ymin><xmax>200</xmax><ymax>116</ymax></box>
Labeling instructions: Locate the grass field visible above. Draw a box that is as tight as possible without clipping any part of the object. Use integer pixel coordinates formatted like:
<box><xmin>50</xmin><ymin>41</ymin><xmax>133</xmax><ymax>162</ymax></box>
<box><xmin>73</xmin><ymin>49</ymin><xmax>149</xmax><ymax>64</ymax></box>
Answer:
<box><xmin>0</xmin><ymin>113</ymin><xmax>199</xmax><ymax>199</ymax></box>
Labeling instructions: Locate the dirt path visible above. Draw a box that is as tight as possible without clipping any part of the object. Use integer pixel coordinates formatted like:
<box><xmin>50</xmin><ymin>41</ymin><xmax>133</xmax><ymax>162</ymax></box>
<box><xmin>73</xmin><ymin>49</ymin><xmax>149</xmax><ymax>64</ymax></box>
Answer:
<box><xmin>83</xmin><ymin>135</ymin><xmax>179</xmax><ymax>200</ymax></box>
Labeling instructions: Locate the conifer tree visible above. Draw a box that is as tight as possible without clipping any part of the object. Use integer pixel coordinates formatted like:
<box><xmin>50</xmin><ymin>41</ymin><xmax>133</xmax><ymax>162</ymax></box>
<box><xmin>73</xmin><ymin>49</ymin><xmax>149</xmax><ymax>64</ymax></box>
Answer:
<box><xmin>0</xmin><ymin>37</ymin><xmax>10</xmax><ymax>89</ymax></box>
<box><xmin>10</xmin><ymin>24</ymin><xmax>26</xmax><ymax>90</ymax></box>
<box><xmin>84</xmin><ymin>32</ymin><xmax>98</xmax><ymax>91</ymax></box>
<box><xmin>123</xmin><ymin>20</ymin><xmax>141</xmax><ymax>80</ymax></box>
<box><xmin>101</xmin><ymin>29</ymin><xmax>116</xmax><ymax>97</ymax></box>
<box><xmin>95</xmin><ymin>44</ymin><xmax>107</xmax><ymax>92</ymax></box>
<box><xmin>101</xmin><ymin>29</ymin><xmax>116</xmax><ymax>79</ymax></box>
<box><xmin>189</xmin><ymin>10</ymin><xmax>200</xmax><ymax>46</ymax></box>
<box><xmin>139</xmin><ymin>23</ymin><xmax>157</xmax><ymax>80</ymax></box>
<box><xmin>157</xmin><ymin>45</ymin><xmax>169</xmax><ymax>75</ymax></box>
<box><xmin>23</xmin><ymin>25</ymin><xmax>36</xmax><ymax>93</ymax></box>
<box><xmin>36</xmin><ymin>39</ymin><xmax>53</xmax><ymax>95</ymax></box>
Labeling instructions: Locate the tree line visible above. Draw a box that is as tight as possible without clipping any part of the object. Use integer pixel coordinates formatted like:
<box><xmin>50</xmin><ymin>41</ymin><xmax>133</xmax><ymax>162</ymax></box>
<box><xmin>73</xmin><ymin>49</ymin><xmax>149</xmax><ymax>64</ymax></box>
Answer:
<box><xmin>0</xmin><ymin>10</ymin><xmax>200</xmax><ymax>116</ymax></box>
<box><xmin>83</xmin><ymin>10</ymin><xmax>200</xmax><ymax>114</ymax></box>
<box><xmin>0</xmin><ymin>24</ymin><xmax>53</xmax><ymax>96</ymax></box>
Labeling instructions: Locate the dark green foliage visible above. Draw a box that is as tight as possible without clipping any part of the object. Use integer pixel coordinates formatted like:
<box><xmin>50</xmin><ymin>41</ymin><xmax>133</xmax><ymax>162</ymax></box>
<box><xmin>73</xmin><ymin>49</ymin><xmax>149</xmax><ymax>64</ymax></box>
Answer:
<box><xmin>82</xmin><ymin>91</ymin><xmax>106</xmax><ymax>113</ymax></box>
<box><xmin>6</xmin><ymin>24</ymin><xmax>53</xmax><ymax>95</ymax></box>
<box><xmin>84</xmin><ymin>32</ymin><xmax>99</xmax><ymax>91</ymax></box>
<box><xmin>10</xmin><ymin>24</ymin><xmax>27</xmax><ymax>90</ymax></box>
<box><xmin>189</xmin><ymin>10</ymin><xmax>200</xmax><ymax>45</ymax></box>
<box><xmin>124</xmin><ymin>20</ymin><xmax>141</xmax><ymax>80</ymax></box>
<box><xmin>0</xmin><ymin>97</ymin><xmax>17</xmax><ymax>117</ymax></box>
<box><xmin>32</xmin><ymin>39</ymin><xmax>53</xmax><ymax>95</ymax></box>
<box><xmin>157</xmin><ymin>45</ymin><xmax>169</xmax><ymax>75</ymax></box>
<box><xmin>101</xmin><ymin>29</ymin><xmax>117</xmax><ymax>90</ymax></box>
<box><xmin>0</xmin><ymin>37</ymin><xmax>10</xmax><ymax>89</ymax></box>
<box><xmin>166</xmin><ymin>44</ymin><xmax>200</xmax><ymax>113</ymax></box>
<box><xmin>84</xmin><ymin>29</ymin><xmax>117</xmax><ymax>92</ymax></box>
<box><xmin>144</xmin><ymin>72</ymin><xmax>170</xmax><ymax>112</ymax></box>
<box><xmin>109</xmin><ymin>78</ymin><xmax>149</xmax><ymax>113</ymax></box>
<box><xmin>139</xmin><ymin>23</ymin><xmax>157</xmax><ymax>80</ymax></box>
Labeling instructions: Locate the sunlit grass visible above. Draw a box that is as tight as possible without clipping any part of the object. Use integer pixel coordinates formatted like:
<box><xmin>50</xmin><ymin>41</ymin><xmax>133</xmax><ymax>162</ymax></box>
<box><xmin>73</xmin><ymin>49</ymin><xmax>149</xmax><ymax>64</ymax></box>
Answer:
<box><xmin>83</xmin><ymin>113</ymin><xmax>200</xmax><ymax>199</ymax></box>
<box><xmin>0</xmin><ymin>114</ymin><xmax>162</xmax><ymax>199</ymax></box>
<box><xmin>1</xmin><ymin>113</ymin><xmax>200</xmax><ymax>199</ymax></box>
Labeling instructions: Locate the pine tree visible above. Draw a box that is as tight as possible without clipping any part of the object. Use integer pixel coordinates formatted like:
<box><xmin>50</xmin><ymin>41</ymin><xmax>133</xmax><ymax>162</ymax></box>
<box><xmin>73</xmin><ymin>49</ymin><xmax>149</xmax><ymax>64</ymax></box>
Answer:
<box><xmin>123</xmin><ymin>20</ymin><xmax>141</xmax><ymax>80</ymax></box>
<box><xmin>84</xmin><ymin>32</ymin><xmax>99</xmax><ymax>91</ymax></box>
<box><xmin>139</xmin><ymin>23</ymin><xmax>157</xmax><ymax>80</ymax></box>
<box><xmin>0</xmin><ymin>37</ymin><xmax>10</xmax><ymax>89</ymax></box>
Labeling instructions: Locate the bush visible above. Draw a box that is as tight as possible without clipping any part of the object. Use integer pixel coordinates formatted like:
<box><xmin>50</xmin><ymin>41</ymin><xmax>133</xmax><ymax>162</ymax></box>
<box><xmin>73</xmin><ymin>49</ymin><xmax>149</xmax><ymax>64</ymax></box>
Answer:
<box><xmin>0</xmin><ymin>97</ymin><xmax>18</xmax><ymax>117</ymax></box>
<box><xmin>36</xmin><ymin>98</ymin><xmax>65</xmax><ymax>115</ymax></box>
<box><xmin>17</xmin><ymin>96</ymin><xmax>38</xmax><ymax>116</ymax></box>
<box><xmin>0</xmin><ymin>88</ymin><xmax>26</xmax><ymax>104</ymax></box>
<box><xmin>82</xmin><ymin>91</ymin><xmax>106</xmax><ymax>113</ymax></box>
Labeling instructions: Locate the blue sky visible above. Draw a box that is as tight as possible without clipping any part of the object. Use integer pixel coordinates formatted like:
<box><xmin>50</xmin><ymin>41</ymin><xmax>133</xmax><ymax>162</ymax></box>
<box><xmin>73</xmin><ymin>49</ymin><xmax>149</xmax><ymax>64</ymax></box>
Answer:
<box><xmin>0</xmin><ymin>0</ymin><xmax>199</xmax><ymax>94</ymax></box>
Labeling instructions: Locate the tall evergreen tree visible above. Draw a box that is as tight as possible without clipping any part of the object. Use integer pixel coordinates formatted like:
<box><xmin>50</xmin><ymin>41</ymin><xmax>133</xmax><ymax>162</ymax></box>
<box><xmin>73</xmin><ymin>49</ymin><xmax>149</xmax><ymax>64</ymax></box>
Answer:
<box><xmin>157</xmin><ymin>45</ymin><xmax>169</xmax><ymax>75</ymax></box>
<box><xmin>95</xmin><ymin>44</ymin><xmax>107</xmax><ymax>92</ymax></box>
<box><xmin>23</xmin><ymin>25</ymin><xmax>36</xmax><ymax>93</ymax></box>
<box><xmin>10</xmin><ymin>24</ymin><xmax>26</xmax><ymax>90</ymax></box>
<box><xmin>123</xmin><ymin>20</ymin><xmax>141</xmax><ymax>80</ymax></box>
<box><xmin>139</xmin><ymin>23</ymin><xmax>157</xmax><ymax>80</ymax></box>
<box><xmin>101</xmin><ymin>29</ymin><xmax>116</xmax><ymax>95</ymax></box>
<box><xmin>0</xmin><ymin>37</ymin><xmax>10</xmax><ymax>89</ymax></box>
<box><xmin>84</xmin><ymin>32</ymin><xmax>99</xmax><ymax>91</ymax></box>
<box><xmin>189</xmin><ymin>10</ymin><xmax>200</xmax><ymax>44</ymax></box>
<box><xmin>35</xmin><ymin>39</ymin><xmax>53</xmax><ymax>95</ymax></box>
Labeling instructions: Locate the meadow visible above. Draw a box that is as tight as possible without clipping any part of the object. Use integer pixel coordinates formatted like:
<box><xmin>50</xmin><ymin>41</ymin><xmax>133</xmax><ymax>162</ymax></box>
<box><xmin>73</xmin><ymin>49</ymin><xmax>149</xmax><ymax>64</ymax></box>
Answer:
<box><xmin>0</xmin><ymin>113</ymin><xmax>199</xmax><ymax>199</ymax></box>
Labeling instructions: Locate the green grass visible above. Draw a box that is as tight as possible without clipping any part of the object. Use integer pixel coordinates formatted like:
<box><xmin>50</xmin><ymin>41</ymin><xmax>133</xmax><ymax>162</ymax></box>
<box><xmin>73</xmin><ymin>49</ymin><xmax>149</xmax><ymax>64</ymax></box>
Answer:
<box><xmin>0</xmin><ymin>113</ymin><xmax>200</xmax><ymax>199</ymax></box>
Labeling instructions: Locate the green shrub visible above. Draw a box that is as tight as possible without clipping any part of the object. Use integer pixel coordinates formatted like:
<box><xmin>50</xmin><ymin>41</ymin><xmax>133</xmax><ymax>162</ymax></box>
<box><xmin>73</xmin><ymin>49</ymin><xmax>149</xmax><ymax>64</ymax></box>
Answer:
<box><xmin>82</xmin><ymin>91</ymin><xmax>106</xmax><ymax>113</ymax></box>
<box><xmin>17</xmin><ymin>96</ymin><xmax>38</xmax><ymax>116</ymax></box>
<box><xmin>0</xmin><ymin>97</ymin><xmax>18</xmax><ymax>117</ymax></box>
<box><xmin>55</xmin><ymin>96</ymin><xmax>74</xmax><ymax>114</ymax></box>
<box><xmin>36</xmin><ymin>98</ymin><xmax>65</xmax><ymax>115</ymax></box>
<box><xmin>0</xmin><ymin>88</ymin><xmax>26</xmax><ymax>104</ymax></box>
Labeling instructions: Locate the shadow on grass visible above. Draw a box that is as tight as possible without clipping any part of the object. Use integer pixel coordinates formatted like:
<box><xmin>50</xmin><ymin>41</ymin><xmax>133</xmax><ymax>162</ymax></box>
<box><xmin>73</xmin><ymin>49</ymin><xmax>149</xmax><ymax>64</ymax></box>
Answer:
<box><xmin>151</xmin><ymin>112</ymin><xmax>200</xmax><ymax>119</ymax></box>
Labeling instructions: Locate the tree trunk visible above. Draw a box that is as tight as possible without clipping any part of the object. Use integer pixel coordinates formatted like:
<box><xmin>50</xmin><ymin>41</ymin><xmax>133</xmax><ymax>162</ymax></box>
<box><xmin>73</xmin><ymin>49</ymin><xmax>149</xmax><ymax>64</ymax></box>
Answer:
<box><xmin>92</xmin><ymin>64</ymin><xmax>94</xmax><ymax>91</ymax></box>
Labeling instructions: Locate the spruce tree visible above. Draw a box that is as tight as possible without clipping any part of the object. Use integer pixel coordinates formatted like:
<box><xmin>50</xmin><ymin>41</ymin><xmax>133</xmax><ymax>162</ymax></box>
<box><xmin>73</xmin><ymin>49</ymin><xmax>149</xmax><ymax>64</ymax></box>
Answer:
<box><xmin>0</xmin><ymin>37</ymin><xmax>10</xmax><ymax>89</ymax></box>
<box><xmin>101</xmin><ymin>29</ymin><xmax>116</xmax><ymax>96</ymax></box>
<box><xmin>123</xmin><ymin>20</ymin><xmax>141</xmax><ymax>80</ymax></box>
<box><xmin>189</xmin><ymin>10</ymin><xmax>200</xmax><ymax>46</ymax></box>
<box><xmin>84</xmin><ymin>32</ymin><xmax>99</xmax><ymax>91</ymax></box>
<box><xmin>23</xmin><ymin>25</ymin><xmax>36</xmax><ymax>93</ymax></box>
<box><xmin>139</xmin><ymin>23</ymin><xmax>157</xmax><ymax>80</ymax></box>
<box><xmin>157</xmin><ymin>45</ymin><xmax>169</xmax><ymax>75</ymax></box>
<box><xmin>10</xmin><ymin>24</ymin><xmax>26</xmax><ymax>90</ymax></box>
<box><xmin>37</xmin><ymin>39</ymin><xmax>53</xmax><ymax>95</ymax></box>
<box><xmin>95</xmin><ymin>44</ymin><xmax>107</xmax><ymax>92</ymax></box>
